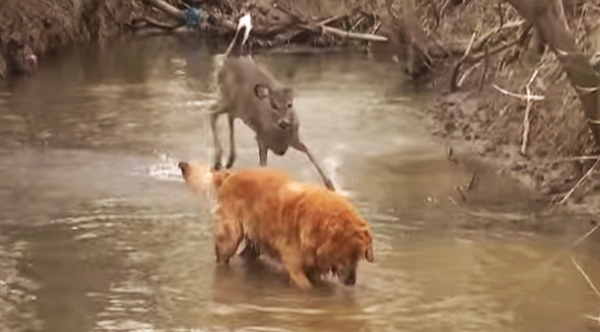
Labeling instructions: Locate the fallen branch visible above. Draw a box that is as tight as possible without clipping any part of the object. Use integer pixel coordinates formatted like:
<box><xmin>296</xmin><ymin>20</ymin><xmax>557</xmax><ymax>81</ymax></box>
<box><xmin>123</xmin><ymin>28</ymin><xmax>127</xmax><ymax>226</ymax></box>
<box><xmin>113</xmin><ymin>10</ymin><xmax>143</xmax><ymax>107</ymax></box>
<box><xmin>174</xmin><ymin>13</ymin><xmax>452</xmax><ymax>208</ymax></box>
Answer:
<box><xmin>142</xmin><ymin>0</ymin><xmax>183</xmax><ymax>21</ymax></box>
<box><xmin>142</xmin><ymin>0</ymin><xmax>388</xmax><ymax>45</ymax></box>
<box><xmin>273</xmin><ymin>2</ymin><xmax>388</xmax><ymax>43</ymax></box>
<box><xmin>557</xmin><ymin>158</ymin><xmax>600</xmax><ymax>205</ymax></box>
<box><xmin>140</xmin><ymin>17</ymin><xmax>185</xmax><ymax>30</ymax></box>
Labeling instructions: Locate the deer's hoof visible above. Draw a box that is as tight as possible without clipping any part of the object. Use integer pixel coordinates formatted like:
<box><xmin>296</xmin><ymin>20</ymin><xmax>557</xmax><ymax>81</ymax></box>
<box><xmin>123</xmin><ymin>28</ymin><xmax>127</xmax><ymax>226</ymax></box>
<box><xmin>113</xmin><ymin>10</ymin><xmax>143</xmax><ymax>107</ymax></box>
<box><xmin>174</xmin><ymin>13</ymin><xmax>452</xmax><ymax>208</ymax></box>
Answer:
<box><xmin>324</xmin><ymin>179</ymin><xmax>335</xmax><ymax>191</ymax></box>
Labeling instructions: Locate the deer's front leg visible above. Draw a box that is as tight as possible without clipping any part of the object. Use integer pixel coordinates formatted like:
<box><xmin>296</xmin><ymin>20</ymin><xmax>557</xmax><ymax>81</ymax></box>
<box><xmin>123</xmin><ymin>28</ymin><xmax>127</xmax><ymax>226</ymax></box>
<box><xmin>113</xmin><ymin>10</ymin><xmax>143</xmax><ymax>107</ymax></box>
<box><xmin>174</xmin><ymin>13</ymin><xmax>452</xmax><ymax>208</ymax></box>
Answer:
<box><xmin>210</xmin><ymin>109</ymin><xmax>226</xmax><ymax>170</ymax></box>
<box><xmin>292</xmin><ymin>140</ymin><xmax>335</xmax><ymax>190</ymax></box>
<box><xmin>257</xmin><ymin>140</ymin><xmax>268</xmax><ymax>166</ymax></box>
<box><xmin>225</xmin><ymin>114</ymin><xmax>236</xmax><ymax>169</ymax></box>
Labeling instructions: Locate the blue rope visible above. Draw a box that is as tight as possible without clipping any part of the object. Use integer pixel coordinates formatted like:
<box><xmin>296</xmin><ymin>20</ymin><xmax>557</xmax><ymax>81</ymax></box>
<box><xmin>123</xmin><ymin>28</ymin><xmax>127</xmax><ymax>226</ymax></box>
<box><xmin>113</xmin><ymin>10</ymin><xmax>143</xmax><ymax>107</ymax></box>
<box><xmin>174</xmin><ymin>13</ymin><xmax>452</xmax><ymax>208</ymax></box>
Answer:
<box><xmin>183</xmin><ymin>7</ymin><xmax>209</xmax><ymax>27</ymax></box>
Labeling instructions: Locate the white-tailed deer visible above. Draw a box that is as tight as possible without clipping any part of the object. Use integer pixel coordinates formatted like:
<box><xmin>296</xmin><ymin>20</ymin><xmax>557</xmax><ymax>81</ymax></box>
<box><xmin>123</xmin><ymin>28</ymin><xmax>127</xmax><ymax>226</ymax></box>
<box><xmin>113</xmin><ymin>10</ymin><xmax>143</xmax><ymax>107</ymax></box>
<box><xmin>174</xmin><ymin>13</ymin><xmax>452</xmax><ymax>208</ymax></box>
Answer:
<box><xmin>210</xmin><ymin>14</ymin><xmax>335</xmax><ymax>190</ymax></box>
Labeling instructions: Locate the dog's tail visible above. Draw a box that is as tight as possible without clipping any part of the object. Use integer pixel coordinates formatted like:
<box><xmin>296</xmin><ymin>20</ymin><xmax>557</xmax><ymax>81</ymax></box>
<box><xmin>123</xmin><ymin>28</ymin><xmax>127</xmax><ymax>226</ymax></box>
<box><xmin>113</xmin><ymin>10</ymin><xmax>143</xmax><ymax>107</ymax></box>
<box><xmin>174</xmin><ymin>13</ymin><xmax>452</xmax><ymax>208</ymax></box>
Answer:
<box><xmin>224</xmin><ymin>13</ymin><xmax>252</xmax><ymax>58</ymax></box>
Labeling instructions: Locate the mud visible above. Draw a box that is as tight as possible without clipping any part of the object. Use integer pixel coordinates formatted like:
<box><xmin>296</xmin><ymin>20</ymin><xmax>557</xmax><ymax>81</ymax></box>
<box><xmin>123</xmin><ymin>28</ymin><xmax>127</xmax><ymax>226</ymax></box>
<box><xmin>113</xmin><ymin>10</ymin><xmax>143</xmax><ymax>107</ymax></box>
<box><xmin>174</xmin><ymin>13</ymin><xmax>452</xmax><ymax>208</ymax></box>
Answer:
<box><xmin>424</xmin><ymin>1</ymin><xmax>600</xmax><ymax>211</ymax></box>
<box><xmin>0</xmin><ymin>0</ymin><xmax>148</xmax><ymax>76</ymax></box>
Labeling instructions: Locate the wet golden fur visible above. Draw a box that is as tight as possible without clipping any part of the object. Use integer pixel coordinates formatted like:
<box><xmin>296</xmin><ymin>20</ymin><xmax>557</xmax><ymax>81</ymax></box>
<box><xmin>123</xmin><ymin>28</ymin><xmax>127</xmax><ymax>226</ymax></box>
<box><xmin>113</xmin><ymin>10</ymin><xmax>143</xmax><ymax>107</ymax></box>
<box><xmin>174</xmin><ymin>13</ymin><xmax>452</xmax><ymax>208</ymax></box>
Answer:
<box><xmin>178</xmin><ymin>161</ymin><xmax>374</xmax><ymax>288</ymax></box>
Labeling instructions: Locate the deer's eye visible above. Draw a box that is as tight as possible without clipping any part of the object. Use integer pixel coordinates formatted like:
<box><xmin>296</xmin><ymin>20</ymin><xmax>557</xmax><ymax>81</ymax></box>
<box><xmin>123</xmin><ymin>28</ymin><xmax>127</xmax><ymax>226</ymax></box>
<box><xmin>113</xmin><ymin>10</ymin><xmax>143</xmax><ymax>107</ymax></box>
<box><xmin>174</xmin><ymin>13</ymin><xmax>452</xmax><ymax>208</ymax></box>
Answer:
<box><xmin>287</xmin><ymin>103</ymin><xmax>292</xmax><ymax>109</ymax></box>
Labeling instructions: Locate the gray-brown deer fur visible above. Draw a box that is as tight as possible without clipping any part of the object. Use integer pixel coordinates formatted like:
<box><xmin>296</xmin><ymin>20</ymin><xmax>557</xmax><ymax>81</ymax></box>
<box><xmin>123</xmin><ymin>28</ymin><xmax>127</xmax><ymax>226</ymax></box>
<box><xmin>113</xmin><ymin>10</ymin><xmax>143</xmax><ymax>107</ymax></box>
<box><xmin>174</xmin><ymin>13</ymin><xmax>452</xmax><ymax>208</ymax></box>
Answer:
<box><xmin>210</xmin><ymin>14</ymin><xmax>334</xmax><ymax>190</ymax></box>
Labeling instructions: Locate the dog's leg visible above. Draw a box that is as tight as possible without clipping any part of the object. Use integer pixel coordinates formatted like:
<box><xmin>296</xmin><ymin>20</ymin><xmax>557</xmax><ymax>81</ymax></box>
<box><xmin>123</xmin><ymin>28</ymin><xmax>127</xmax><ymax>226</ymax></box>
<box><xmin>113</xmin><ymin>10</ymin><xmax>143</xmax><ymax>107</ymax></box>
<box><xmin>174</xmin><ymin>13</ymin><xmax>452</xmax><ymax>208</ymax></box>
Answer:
<box><xmin>305</xmin><ymin>268</ymin><xmax>322</xmax><ymax>285</ymax></box>
<box><xmin>225</xmin><ymin>113</ymin><xmax>236</xmax><ymax>169</ymax></box>
<box><xmin>239</xmin><ymin>236</ymin><xmax>260</xmax><ymax>260</ymax></box>
<box><xmin>280</xmin><ymin>250</ymin><xmax>312</xmax><ymax>289</ymax></box>
<box><xmin>214</xmin><ymin>218</ymin><xmax>242</xmax><ymax>265</ymax></box>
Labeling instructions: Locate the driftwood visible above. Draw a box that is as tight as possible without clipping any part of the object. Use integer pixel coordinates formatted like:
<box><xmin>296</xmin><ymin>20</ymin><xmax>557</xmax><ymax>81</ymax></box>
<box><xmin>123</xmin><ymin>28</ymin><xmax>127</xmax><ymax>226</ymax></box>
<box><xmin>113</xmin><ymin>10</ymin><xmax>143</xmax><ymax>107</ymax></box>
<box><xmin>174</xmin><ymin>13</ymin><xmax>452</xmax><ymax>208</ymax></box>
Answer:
<box><xmin>140</xmin><ymin>0</ymin><xmax>388</xmax><ymax>47</ymax></box>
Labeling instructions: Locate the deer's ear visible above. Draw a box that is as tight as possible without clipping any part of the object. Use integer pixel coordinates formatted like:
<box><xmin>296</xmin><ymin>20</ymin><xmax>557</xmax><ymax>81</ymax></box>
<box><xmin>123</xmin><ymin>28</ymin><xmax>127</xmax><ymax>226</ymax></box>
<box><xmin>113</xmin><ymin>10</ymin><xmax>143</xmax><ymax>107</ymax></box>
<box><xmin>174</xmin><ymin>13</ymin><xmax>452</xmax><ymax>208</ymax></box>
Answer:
<box><xmin>254</xmin><ymin>84</ymin><xmax>271</xmax><ymax>99</ymax></box>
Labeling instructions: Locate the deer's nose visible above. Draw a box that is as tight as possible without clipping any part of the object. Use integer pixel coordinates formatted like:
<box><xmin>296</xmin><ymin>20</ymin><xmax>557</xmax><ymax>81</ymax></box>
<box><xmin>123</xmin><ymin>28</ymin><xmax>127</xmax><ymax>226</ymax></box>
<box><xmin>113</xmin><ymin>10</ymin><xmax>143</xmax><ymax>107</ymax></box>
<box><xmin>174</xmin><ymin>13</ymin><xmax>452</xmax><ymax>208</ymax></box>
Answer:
<box><xmin>277</xmin><ymin>119</ymin><xmax>291</xmax><ymax>130</ymax></box>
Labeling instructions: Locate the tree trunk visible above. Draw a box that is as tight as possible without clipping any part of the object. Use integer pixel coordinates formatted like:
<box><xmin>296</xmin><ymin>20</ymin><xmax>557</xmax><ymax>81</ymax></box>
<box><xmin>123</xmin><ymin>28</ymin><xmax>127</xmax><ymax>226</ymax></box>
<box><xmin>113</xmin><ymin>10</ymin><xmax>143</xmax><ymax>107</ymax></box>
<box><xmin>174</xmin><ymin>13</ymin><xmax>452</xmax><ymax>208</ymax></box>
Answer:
<box><xmin>505</xmin><ymin>0</ymin><xmax>600</xmax><ymax>146</ymax></box>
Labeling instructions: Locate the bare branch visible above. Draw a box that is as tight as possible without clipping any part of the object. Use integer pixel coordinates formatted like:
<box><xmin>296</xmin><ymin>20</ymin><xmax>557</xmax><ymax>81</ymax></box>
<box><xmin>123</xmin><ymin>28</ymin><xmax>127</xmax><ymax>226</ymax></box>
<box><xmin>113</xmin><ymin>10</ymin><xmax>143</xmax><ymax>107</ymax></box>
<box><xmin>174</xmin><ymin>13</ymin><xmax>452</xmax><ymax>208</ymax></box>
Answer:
<box><xmin>557</xmin><ymin>158</ymin><xmax>600</xmax><ymax>205</ymax></box>
<box><xmin>521</xmin><ymin>69</ymin><xmax>540</xmax><ymax>155</ymax></box>
<box><xmin>493</xmin><ymin>84</ymin><xmax>545</xmax><ymax>101</ymax></box>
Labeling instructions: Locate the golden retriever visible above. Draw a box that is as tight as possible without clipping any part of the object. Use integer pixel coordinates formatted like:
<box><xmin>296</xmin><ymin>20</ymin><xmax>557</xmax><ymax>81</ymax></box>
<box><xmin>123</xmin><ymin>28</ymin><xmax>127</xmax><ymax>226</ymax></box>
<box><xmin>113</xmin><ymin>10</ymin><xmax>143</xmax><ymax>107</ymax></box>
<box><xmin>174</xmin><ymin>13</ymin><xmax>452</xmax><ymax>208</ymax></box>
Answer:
<box><xmin>178</xmin><ymin>161</ymin><xmax>374</xmax><ymax>289</ymax></box>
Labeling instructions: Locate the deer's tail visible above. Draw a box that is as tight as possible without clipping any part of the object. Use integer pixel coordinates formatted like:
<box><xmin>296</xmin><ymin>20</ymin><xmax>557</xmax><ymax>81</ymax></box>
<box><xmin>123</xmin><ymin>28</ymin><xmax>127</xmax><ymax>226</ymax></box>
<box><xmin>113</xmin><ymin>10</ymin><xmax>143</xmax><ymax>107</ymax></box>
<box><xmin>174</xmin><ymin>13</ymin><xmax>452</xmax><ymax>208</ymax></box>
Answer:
<box><xmin>224</xmin><ymin>13</ymin><xmax>252</xmax><ymax>58</ymax></box>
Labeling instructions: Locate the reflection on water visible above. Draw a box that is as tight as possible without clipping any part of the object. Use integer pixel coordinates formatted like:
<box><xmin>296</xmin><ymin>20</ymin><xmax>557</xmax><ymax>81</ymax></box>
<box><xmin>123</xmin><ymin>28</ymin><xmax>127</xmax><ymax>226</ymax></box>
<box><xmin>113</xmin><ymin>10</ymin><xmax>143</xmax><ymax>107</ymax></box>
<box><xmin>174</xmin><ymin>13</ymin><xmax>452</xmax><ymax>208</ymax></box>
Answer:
<box><xmin>1</xmin><ymin>35</ymin><xmax>599</xmax><ymax>332</ymax></box>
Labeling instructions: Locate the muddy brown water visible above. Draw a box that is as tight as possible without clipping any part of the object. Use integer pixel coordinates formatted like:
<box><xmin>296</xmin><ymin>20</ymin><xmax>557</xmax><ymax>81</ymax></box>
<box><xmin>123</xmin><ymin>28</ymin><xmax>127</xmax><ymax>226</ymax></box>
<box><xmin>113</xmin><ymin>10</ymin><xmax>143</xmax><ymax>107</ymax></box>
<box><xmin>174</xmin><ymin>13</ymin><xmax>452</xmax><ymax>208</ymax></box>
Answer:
<box><xmin>1</xmin><ymin>35</ymin><xmax>600</xmax><ymax>332</ymax></box>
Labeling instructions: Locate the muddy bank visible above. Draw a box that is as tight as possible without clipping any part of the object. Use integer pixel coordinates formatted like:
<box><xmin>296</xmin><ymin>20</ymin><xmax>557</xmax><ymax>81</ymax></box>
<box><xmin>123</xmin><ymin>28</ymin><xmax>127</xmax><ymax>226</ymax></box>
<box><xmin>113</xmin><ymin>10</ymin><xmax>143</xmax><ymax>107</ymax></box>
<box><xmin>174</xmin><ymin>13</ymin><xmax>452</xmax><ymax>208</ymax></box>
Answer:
<box><xmin>423</xmin><ymin>1</ymin><xmax>600</xmax><ymax>211</ymax></box>
<box><xmin>0</xmin><ymin>0</ymin><xmax>152</xmax><ymax>77</ymax></box>
<box><xmin>0</xmin><ymin>0</ymin><xmax>392</xmax><ymax>77</ymax></box>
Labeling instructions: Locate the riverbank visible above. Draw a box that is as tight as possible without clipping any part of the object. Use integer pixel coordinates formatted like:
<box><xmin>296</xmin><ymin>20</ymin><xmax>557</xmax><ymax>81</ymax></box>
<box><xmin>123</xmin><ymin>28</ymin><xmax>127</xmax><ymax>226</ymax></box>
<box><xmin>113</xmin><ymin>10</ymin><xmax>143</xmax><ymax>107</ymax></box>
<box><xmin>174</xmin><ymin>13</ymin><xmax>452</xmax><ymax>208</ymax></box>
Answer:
<box><xmin>0</xmin><ymin>0</ymin><xmax>149</xmax><ymax>76</ymax></box>
<box><xmin>422</xmin><ymin>1</ymin><xmax>600</xmax><ymax>212</ymax></box>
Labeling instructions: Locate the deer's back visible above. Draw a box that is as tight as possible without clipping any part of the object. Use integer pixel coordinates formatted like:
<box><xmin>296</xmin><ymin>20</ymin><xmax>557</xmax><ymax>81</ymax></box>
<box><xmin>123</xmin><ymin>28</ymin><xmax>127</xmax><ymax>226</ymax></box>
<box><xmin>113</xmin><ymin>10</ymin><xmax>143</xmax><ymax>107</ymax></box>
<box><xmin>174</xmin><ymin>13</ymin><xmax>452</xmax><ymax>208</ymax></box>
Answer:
<box><xmin>218</xmin><ymin>56</ymin><xmax>283</xmax><ymax>129</ymax></box>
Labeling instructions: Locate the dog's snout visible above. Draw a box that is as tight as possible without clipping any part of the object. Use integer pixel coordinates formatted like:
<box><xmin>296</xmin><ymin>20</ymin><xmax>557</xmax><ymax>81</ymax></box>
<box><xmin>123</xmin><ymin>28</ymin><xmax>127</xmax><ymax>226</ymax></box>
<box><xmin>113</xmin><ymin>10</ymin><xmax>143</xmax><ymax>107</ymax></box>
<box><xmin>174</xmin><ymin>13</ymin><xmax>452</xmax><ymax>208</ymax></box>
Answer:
<box><xmin>178</xmin><ymin>161</ymin><xmax>189</xmax><ymax>176</ymax></box>
<box><xmin>277</xmin><ymin>119</ymin><xmax>291</xmax><ymax>130</ymax></box>
<box><xmin>344</xmin><ymin>272</ymin><xmax>356</xmax><ymax>286</ymax></box>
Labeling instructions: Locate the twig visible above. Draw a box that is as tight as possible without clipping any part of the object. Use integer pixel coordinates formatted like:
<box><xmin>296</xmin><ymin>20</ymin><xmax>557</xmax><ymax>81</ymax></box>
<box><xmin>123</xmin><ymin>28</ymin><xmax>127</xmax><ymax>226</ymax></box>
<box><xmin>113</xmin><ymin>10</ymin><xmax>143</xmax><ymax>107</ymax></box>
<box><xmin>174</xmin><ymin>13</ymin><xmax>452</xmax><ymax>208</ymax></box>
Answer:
<box><xmin>321</xmin><ymin>26</ymin><xmax>388</xmax><ymax>42</ymax></box>
<box><xmin>584</xmin><ymin>314</ymin><xmax>600</xmax><ymax>324</ymax></box>
<box><xmin>447</xmin><ymin>146</ymin><xmax>458</xmax><ymax>164</ymax></box>
<box><xmin>319</xmin><ymin>14</ymin><xmax>346</xmax><ymax>25</ymax></box>
<box><xmin>473</xmin><ymin>20</ymin><xmax>524</xmax><ymax>53</ymax></box>
<box><xmin>479</xmin><ymin>44</ymin><xmax>489</xmax><ymax>91</ymax></box>
<box><xmin>521</xmin><ymin>69</ymin><xmax>540</xmax><ymax>155</ymax></box>
<box><xmin>464</xmin><ymin>32</ymin><xmax>477</xmax><ymax>58</ymax></box>
<box><xmin>553</xmin><ymin>155</ymin><xmax>600</xmax><ymax>162</ymax></box>
<box><xmin>350</xmin><ymin>16</ymin><xmax>365</xmax><ymax>32</ymax></box>
<box><xmin>457</xmin><ymin>63</ymin><xmax>482</xmax><ymax>87</ymax></box>
<box><xmin>557</xmin><ymin>158</ymin><xmax>600</xmax><ymax>205</ymax></box>
<box><xmin>572</xmin><ymin>256</ymin><xmax>600</xmax><ymax>300</ymax></box>
<box><xmin>467</xmin><ymin>172</ymin><xmax>478</xmax><ymax>191</ymax></box>
<box><xmin>455</xmin><ymin>186</ymin><xmax>467</xmax><ymax>202</ymax></box>
<box><xmin>493</xmin><ymin>84</ymin><xmax>545</xmax><ymax>101</ymax></box>
<box><xmin>573</xmin><ymin>222</ymin><xmax>600</xmax><ymax>248</ymax></box>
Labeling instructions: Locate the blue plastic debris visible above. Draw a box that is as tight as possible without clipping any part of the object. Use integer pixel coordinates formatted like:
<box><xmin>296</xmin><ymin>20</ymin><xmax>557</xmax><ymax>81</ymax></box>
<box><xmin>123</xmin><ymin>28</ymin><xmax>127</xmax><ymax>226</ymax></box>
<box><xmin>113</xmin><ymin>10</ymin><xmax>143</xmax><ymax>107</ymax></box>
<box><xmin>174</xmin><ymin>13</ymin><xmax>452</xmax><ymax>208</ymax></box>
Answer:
<box><xmin>183</xmin><ymin>7</ymin><xmax>209</xmax><ymax>27</ymax></box>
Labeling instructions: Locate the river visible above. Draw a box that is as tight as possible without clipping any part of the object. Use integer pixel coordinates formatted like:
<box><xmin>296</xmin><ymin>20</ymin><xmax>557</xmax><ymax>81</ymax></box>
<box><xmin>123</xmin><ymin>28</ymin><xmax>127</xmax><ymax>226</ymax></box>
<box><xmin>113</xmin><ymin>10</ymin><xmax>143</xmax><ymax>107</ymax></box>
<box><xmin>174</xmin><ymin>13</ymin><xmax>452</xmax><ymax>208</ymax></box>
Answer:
<box><xmin>0</xmin><ymin>35</ymin><xmax>599</xmax><ymax>332</ymax></box>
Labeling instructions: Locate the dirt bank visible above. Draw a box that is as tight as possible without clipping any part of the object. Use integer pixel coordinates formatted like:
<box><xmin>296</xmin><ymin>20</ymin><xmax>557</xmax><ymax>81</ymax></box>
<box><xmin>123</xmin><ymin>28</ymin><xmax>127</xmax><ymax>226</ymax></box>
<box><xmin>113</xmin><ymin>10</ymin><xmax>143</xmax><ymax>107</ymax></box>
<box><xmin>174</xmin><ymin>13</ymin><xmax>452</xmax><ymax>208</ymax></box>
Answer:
<box><xmin>423</xmin><ymin>1</ymin><xmax>600</xmax><ymax>212</ymax></box>
<box><xmin>0</xmin><ymin>0</ymin><xmax>150</xmax><ymax>77</ymax></box>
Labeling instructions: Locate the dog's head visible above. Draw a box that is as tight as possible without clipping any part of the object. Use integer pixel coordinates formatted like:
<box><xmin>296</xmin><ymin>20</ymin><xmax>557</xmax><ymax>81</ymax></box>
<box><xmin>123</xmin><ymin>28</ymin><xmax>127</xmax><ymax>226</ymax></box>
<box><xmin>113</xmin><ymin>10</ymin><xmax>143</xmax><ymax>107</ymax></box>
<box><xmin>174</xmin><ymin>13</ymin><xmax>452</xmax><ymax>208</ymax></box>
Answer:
<box><xmin>317</xmin><ymin>226</ymin><xmax>374</xmax><ymax>286</ymax></box>
<box><xmin>178</xmin><ymin>161</ymin><xmax>230</xmax><ymax>198</ymax></box>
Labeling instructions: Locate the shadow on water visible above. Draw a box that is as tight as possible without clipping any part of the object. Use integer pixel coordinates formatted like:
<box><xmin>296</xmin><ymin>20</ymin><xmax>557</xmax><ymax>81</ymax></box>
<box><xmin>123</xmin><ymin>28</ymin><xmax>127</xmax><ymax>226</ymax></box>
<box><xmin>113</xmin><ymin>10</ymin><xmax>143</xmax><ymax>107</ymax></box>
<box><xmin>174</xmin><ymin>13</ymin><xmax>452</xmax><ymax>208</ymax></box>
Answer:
<box><xmin>1</xmin><ymin>35</ymin><xmax>600</xmax><ymax>332</ymax></box>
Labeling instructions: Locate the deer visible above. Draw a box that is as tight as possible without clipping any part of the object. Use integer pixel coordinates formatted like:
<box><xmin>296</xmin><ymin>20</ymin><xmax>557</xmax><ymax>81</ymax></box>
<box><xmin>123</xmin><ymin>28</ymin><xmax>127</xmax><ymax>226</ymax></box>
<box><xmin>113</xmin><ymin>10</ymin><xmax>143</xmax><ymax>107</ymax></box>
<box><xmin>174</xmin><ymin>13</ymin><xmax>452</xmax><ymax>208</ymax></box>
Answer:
<box><xmin>209</xmin><ymin>13</ymin><xmax>335</xmax><ymax>190</ymax></box>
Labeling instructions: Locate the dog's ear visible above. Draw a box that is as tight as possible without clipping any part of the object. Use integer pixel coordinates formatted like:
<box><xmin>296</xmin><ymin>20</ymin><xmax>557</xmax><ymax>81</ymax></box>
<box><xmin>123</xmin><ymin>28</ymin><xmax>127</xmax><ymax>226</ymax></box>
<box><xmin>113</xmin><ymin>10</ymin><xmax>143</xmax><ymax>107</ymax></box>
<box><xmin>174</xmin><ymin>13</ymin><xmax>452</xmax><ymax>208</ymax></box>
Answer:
<box><xmin>364</xmin><ymin>244</ymin><xmax>374</xmax><ymax>263</ymax></box>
